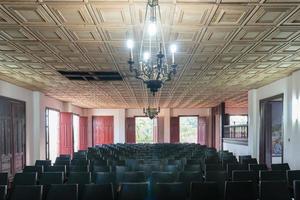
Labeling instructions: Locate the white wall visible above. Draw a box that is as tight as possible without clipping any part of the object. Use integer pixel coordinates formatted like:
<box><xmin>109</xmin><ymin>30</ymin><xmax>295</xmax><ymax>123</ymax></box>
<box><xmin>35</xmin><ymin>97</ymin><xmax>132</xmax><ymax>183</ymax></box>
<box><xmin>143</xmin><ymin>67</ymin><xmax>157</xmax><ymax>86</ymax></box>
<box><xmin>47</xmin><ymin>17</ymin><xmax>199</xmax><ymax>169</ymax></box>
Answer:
<box><xmin>0</xmin><ymin>80</ymin><xmax>85</xmax><ymax>164</ymax></box>
<box><xmin>248</xmin><ymin>70</ymin><xmax>300</xmax><ymax>168</ymax></box>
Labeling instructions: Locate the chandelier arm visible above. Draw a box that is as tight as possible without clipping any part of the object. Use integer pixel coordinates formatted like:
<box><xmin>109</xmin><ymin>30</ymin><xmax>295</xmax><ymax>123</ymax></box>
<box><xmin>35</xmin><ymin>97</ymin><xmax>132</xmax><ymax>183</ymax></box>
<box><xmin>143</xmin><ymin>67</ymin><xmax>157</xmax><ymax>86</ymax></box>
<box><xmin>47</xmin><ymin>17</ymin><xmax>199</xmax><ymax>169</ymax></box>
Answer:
<box><xmin>140</xmin><ymin>3</ymin><xmax>149</xmax><ymax>61</ymax></box>
<box><xmin>157</xmin><ymin>5</ymin><xmax>167</xmax><ymax>58</ymax></box>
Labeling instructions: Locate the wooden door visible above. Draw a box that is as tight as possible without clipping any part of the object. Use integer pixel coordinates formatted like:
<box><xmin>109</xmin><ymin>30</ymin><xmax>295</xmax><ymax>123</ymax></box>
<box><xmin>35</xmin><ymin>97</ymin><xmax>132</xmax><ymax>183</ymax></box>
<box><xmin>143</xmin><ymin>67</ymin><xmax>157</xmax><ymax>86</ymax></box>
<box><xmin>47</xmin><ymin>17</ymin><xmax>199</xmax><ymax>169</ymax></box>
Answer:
<box><xmin>170</xmin><ymin>117</ymin><xmax>179</xmax><ymax>143</ymax></box>
<box><xmin>93</xmin><ymin>116</ymin><xmax>114</xmax><ymax>145</ymax></box>
<box><xmin>79</xmin><ymin>117</ymin><xmax>88</xmax><ymax>150</ymax></box>
<box><xmin>0</xmin><ymin>96</ymin><xmax>25</xmax><ymax>177</ymax></box>
<box><xmin>0</xmin><ymin>98</ymin><xmax>13</xmax><ymax>177</ymax></box>
<box><xmin>11</xmin><ymin>101</ymin><xmax>26</xmax><ymax>174</ymax></box>
<box><xmin>60</xmin><ymin>112</ymin><xmax>73</xmax><ymax>156</ymax></box>
<box><xmin>125</xmin><ymin>117</ymin><xmax>135</xmax><ymax>143</ymax></box>
<box><xmin>198</xmin><ymin>117</ymin><xmax>207</xmax><ymax>145</ymax></box>
<box><xmin>260</xmin><ymin>101</ymin><xmax>272</xmax><ymax>166</ymax></box>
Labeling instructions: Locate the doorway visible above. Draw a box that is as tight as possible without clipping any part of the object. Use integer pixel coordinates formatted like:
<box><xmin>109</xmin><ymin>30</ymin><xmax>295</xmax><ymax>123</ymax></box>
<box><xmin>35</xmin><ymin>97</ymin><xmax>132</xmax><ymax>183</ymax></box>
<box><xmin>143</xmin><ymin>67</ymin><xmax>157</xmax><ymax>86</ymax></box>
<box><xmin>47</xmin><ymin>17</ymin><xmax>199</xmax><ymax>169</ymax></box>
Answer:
<box><xmin>179</xmin><ymin>116</ymin><xmax>198</xmax><ymax>143</ymax></box>
<box><xmin>92</xmin><ymin>116</ymin><xmax>114</xmax><ymax>145</ymax></box>
<box><xmin>260</xmin><ymin>94</ymin><xmax>284</xmax><ymax>167</ymax></box>
<box><xmin>45</xmin><ymin>108</ymin><xmax>60</xmax><ymax>163</ymax></box>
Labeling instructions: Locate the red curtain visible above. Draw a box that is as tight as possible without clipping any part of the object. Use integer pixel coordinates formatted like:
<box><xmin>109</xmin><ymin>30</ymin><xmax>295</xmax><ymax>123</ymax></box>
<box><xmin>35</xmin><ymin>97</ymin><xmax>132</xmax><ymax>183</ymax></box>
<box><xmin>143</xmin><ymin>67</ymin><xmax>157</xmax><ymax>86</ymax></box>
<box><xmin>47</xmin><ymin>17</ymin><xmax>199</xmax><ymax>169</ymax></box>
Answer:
<box><xmin>60</xmin><ymin>112</ymin><xmax>73</xmax><ymax>156</ymax></box>
<box><xmin>93</xmin><ymin>116</ymin><xmax>114</xmax><ymax>145</ymax></box>
<box><xmin>79</xmin><ymin>116</ymin><xmax>88</xmax><ymax>150</ymax></box>
<box><xmin>125</xmin><ymin>117</ymin><xmax>136</xmax><ymax>143</ymax></box>
<box><xmin>170</xmin><ymin>117</ymin><xmax>179</xmax><ymax>143</ymax></box>
<box><xmin>198</xmin><ymin>117</ymin><xmax>207</xmax><ymax>145</ymax></box>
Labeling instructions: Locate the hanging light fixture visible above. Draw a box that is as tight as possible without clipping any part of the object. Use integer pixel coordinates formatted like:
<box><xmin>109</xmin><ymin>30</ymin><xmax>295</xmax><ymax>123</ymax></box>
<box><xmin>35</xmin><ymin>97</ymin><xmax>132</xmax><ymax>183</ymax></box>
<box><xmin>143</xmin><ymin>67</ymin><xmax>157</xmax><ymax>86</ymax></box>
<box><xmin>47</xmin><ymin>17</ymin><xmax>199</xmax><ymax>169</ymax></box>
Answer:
<box><xmin>143</xmin><ymin>106</ymin><xmax>160</xmax><ymax>119</ymax></box>
<box><xmin>127</xmin><ymin>0</ymin><xmax>177</xmax><ymax>96</ymax></box>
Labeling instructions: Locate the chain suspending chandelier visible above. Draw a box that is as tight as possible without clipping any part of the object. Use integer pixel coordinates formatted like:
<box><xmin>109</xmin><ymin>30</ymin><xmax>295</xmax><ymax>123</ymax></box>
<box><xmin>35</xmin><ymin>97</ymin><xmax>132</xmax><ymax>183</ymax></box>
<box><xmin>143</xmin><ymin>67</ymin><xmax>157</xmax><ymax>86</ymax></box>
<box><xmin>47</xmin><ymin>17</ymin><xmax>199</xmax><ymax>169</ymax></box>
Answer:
<box><xmin>127</xmin><ymin>0</ymin><xmax>177</xmax><ymax>96</ymax></box>
<box><xmin>143</xmin><ymin>106</ymin><xmax>160</xmax><ymax>119</ymax></box>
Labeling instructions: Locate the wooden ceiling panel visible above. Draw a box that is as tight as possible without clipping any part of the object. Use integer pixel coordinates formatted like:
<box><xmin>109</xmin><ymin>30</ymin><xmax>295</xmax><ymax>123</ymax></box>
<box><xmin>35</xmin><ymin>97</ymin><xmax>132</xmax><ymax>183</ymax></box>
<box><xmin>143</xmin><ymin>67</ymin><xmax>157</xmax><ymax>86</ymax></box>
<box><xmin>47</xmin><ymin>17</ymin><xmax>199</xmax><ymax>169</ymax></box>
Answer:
<box><xmin>0</xmin><ymin>1</ymin><xmax>299</xmax><ymax>108</ymax></box>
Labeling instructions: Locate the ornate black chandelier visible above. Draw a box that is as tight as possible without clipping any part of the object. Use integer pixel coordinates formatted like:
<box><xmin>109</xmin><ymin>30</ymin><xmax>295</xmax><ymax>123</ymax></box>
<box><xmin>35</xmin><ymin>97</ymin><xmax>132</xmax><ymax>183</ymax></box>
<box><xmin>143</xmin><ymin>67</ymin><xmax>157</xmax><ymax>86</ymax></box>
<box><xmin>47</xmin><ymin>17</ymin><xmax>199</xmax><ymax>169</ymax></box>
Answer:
<box><xmin>143</xmin><ymin>106</ymin><xmax>160</xmax><ymax>119</ymax></box>
<box><xmin>127</xmin><ymin>0</ymin><xmax>177</xmax><ymax>96</ymax></box>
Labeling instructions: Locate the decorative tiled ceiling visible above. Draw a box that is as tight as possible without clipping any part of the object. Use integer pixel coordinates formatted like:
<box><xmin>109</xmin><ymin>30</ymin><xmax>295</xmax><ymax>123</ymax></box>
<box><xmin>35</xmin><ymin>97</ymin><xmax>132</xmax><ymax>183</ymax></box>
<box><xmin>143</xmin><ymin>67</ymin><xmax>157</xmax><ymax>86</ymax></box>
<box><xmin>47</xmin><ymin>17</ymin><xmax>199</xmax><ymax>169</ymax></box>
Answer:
<box><xmin>0</xmin><ymin>0</ymin><xmax>299</xmax><ymax>108</ymax></box>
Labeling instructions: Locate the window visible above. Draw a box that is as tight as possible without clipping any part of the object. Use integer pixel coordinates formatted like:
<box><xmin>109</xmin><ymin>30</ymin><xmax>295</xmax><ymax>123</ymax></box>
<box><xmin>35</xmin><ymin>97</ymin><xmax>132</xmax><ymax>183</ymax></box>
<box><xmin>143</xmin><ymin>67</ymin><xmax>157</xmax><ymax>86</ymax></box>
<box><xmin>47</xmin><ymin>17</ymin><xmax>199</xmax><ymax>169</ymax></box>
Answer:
<box><xmin>229</xmin><ymin>115</ymin><xmax>248</xmax><ymax>125</ymax></box>
<box><xmin>180</xmin><ymin>116</ymin><xmax>198</xmax><ymax>143</ymax></box>
<box><xmin>73</xmin><ymin>114</ymin><xmax>80</xmax><ymax>152</ymax></box>
<box><xmin>135</xmin><ymin>117</ymin><xmax>155</xmax><ymax>143</ymax></box>
<box><xmin>46</xmin><ymin>108</ymin><xmax>60</xmax><ymax>163</ymax></box>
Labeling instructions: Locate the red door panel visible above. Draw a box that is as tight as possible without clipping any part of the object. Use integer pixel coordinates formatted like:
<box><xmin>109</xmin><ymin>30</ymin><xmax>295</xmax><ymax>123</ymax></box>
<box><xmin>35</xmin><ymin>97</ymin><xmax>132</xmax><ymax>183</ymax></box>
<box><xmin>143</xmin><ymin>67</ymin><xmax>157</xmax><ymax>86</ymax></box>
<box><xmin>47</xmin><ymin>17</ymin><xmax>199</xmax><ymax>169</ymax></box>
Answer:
<box><xmin>198</xmin><ymin>117</ymin><xmax>207</xmax><ymax>145</ymax></box>
<box><xmin>125</xmin><ymin>117</ymin><xmax>135</xmax><ymax>143</ymax></box>
<box><xmin>79</xmin><ymin>117</ymin><xmax>88</xmax><ymax>150</ymax></box>
<box><xmin>60</xmin><ymin>112</ymin><xmax>73</xmax><ymax>156</ymax></box>
<box><xmin>93</xmin><ymin>116</ymin><xmax>114</xmax><ymax>145</ymax></box>
<box><xmin>170</xmin><ymin>117</ymin><xmax>179</xmax><ymax>143</ymax></box>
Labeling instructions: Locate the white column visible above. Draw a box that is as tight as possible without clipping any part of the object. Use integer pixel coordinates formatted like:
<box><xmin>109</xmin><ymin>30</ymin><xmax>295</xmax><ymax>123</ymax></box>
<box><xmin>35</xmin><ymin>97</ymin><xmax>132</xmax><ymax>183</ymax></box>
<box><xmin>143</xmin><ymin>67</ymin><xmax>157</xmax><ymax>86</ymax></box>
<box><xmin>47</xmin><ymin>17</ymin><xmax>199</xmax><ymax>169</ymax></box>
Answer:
<box><xmin>117</xmin><ymin>109</ymin><xmax>126</xmax><ymax>144</ymax></box>
<box><xmin>248</xmin><ymin>89</ymin><xmax>258</xmax><ymax>159</ymax></box>
<box><xmin>32</xmin><ymin>91</ymin><xmax>42</xmax><ymax>164</ymax></box>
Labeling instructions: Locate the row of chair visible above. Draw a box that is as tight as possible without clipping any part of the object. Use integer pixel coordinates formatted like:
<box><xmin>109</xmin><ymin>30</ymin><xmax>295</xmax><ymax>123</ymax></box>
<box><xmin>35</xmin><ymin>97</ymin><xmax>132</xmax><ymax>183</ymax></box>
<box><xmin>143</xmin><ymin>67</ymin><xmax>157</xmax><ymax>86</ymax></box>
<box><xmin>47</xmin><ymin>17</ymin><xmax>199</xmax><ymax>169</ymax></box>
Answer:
<box><xmin>1</xmin><ymin>180</ymin><xmax>300</xmax><ymax>200</ymax></box>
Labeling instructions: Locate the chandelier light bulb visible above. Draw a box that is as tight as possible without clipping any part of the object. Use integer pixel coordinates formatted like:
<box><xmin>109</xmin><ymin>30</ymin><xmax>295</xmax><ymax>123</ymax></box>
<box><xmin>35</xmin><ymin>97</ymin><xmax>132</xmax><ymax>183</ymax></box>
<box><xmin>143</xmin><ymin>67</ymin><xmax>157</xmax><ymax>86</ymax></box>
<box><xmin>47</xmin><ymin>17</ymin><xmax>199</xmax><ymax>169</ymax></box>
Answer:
<box><xmin>143</xmin><ymin>52</ymin><xmax>150</xmax><ymax>61</ymax></box>
<box><xmin>127</xmin><ymin>39</ymin><xmax>134</xmax><ymax>49</ymax></box>
<box><xmin>148</xmin><ymin>22</ymin><xmax>157</xmax><ymax>36</ymax></box>
<box><xmin>170</xmin><ymin>44</ymin><xmax>177</xmax><ymax>53</ymax></box>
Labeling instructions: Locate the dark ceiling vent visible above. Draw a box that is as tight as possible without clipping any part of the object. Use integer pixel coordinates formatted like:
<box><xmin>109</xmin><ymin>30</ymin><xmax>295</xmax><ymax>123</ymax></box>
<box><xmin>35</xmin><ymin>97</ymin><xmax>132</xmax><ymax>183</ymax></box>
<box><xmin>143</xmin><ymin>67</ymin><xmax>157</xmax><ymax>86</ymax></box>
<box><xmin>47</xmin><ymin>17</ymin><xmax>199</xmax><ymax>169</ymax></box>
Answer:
<box><xmin>58</xmin><ymin>71</ymin><xmax>123</xmax><ymax>81</ymax></box>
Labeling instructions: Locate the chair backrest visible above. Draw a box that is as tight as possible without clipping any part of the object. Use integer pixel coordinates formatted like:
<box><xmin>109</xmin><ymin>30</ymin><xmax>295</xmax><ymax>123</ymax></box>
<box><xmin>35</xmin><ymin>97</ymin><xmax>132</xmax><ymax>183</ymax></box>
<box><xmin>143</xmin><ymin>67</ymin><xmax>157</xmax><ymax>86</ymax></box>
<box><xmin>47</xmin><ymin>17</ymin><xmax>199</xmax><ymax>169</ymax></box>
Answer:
<box><xmin>69</xmin><ymin>165</ymin><xmax>89</xmax><ymax>172</ymax></box>
<box><xmin>259</xmin><ymin>181</ymin><xmax>290</xmax><ymax>200</ymax></box>
<box><xmin>151</xmin><ymin>172</ymin><xmax>177</xmax><ymax>184</ymax></box>
<box><xmin>294</xmin><ymin>180</ymin><xmax>300</xmax><ymax>200</ymax></box>
<box><xmin>271</xmin><ymin>163</ymin><xmax>290</xmax><ymax>171</ymax></box>
<box><xmin>239</xmin><ymin>155</ymin><xmax>252</xmax><ymax>164</ymax></box>
<box><xmin>205</xmin><ymin>170</ymin><xmax>228</xmax><ymax>199</ymax></box>
<box><xmin>232</xmin><ymin>170</ymin><xmax>259</xmax><ymax>183</ymax></box>
<box><xmin>205</xmin><ymin>156</ymin><xmax>219</xmax><ymax>164</ymax></box>
<box><xmin>186</xmin><ymin>159</ymin><xmax>201</xmax><ymax>165</ymax></box>
<box><xmin>81</xmin><ymin>184</ymin><xmax>114</xmax><ymax>200</ymax></box>
<box><xmin>0</xmin><ymin>185</ymin><xmax>7</xmax><ymax>200</ymax></box>
<box><xmin>39</xmin><ymin>172</ymin><xmax>64</xmax><ymax>185</ymax></box>
<box><xmin>93</xmin><ymin>165</ymin><xmax>110</xmax><ymax>172</ymax></box>
<box><xmin>121</xmin><ymin>172</ymin><xmax>146</xmax><ymax>183</ymax></box>
<box><xmin>243</xmin><ymin>158</ymin><xmax>258</xmax><ymax>165</ymax></box>
<box><xmin>179</xmin><ymin>171</ymin><xmax>204</xmax><ymax>183</ymax></box>
<box><xmin>205</xmin><ymin>164</ymin><xmax>224</xmax><ymax>172</ymax></box>
<box><xmin>190</xmin><ymin>182</ymin><xmax>219</xmax><ymax>200</ymax></box>
<box><xmin>225</xmin><ymin>181</ymin><xmax>256</xmax><ymax>200</ymax></box>
<box><xmin>118</xmin><ymin>182</ymin><xmax>148</xmax><ymax>200</ymax></box>
<box><xmin>46</xmin><ymin>184</ymin><xmax>78</xmax><ymax>200</ymax></box>
<box><xmin>156</xmin><ymin>182</ymin><xmax>186</xmax><ymax>200</ymax></box>
<box><xmin>184</xmin><ymin>164</ymin><xmax>201</xmax><ymax>172</ymax></box>
<box><xmin>227</xmin><ymin>164</ymin><xmax>248</xmax><ymax>178</ymax></box>
<box><xmin>10</xmin><ymin>185</ymin><xmax>43</xmax><ymax>200</ymax></box>
<box><xmin>54</xmin><ymin>160</ymin><xmax>70</xmax><ymax>167</ymax></box>
<box><xmin>45</xmin><ymin>165</ymin><xmax>67</xmax><ymax>175</ymax></box>
<box><xmin>288</xmin><ymin>170</ymin><xmax>300</xmax><ymax>187</ymax></box>
<box><xmin>249</xmin><ymin>164</ymin><xmax>268</xmax><ymax>172</ymax></box>
<box><xmin>23</xmin><ymin>166</ymin><xmax>44</xmax><ymax>174</ymax></box>
<box><xmin>260</xmin><ymin>170</ymin><xmax>286</xmax><ymax>181</ymax></box>
<box><xmin>138</xmin><ymin>164</ymin><xmax>152</xmax><ymax>178</ymax></box>
<box><xmin>0</xmin><ymin>173</ymin><xmax>8</xmax><ymax>186</ymax></box>
<box><xmin>162</xmin><ymin>165</ymin><xmax>178</xmax><ymax>173</ymax></box>
<box><xmin>94</xmin><ymin>172</ymin><xmax>115</xmax><ymax>185</ymax></box>
<box><xmin>71</xmin><ymin>159</ymin><xmax>89</xmax><ymax>166</ymax></box>
<box><xmin>35</xmin><ymin>160</ymin><xmax>51</xmax><ymax>167</ymax></box>
<box><xmin>13</xmin><ymin>172</ymin><xmax>38</xmax><ymax>186</ymax></box>
<box><xmin>67</xmin><ymin>172</ymin><xmax>91</xmax><ymax>185</ymax></box>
